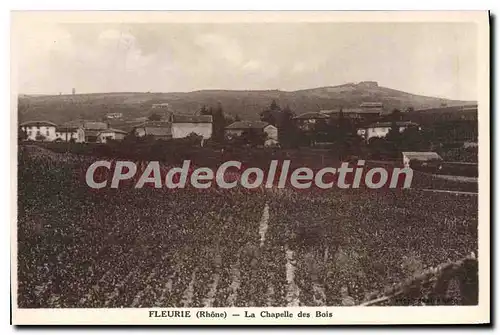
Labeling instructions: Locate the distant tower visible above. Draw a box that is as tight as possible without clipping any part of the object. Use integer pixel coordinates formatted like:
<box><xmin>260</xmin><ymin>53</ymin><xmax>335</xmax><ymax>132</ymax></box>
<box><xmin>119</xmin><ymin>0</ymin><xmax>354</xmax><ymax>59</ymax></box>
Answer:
<box><xmin>72</xmin><ymin>88</ymin><xmax>76</xmax><ymax>95</ymax></box>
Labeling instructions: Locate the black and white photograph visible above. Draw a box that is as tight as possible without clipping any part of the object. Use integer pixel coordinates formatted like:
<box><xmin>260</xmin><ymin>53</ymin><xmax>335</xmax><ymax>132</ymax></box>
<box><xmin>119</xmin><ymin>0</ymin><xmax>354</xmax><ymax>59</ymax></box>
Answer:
<box><xmin>11</xmin><ymin>11</ymin><xmax>490</xmax><ymax>325</ymax></box>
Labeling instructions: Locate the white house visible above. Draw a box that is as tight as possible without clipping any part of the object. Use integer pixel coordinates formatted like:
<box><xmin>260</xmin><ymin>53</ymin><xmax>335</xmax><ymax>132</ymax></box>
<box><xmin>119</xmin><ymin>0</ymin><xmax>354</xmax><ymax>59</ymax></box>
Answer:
<box><xmin>170</xmin><ymin>114</ymin><xmax>213</xmax><ymax>139</ymax></box>
<box><xmin>357</xmin><ymin>121</ymin><xmax>420</xmax><ymax>141</ymax></box>
<box><xmin>20</xmin><ymin>121</ymin><xmax>57</xmax><ymax>141</ymax></box>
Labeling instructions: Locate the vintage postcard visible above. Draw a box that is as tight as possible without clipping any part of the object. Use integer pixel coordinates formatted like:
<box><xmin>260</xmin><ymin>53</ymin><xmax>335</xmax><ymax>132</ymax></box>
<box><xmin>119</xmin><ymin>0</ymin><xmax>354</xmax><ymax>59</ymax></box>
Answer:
<box><xmin>11</xmin><ymin>11</ymin><xmax>490</xmax><ymax>325</ymax></box>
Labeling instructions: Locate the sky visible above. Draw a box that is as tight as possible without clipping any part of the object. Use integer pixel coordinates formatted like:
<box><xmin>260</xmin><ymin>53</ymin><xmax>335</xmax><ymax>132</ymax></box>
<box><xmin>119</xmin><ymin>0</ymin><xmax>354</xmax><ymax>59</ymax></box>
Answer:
<box><xmin>14</xmin><ymin>21</ymin><xmax>478</xmax><ymax>100</ymax></box>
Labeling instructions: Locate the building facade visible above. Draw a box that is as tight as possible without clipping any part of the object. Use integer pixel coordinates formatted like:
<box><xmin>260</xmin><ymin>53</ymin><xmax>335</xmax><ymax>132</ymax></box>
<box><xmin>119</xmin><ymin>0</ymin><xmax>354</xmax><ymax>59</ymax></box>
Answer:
<box><xmin>55</xmin><ymin>126</ymin><xmax>85</xmax><ymax>143</ymax></box>
<box><xmin>20</xmin><ymin>121</ymin><xmax>57</xmax><ymax>141</ymax></box>
<box><xmin>170</xmin><ymin>114</ymin><xmax>213</xmax><ymax>139</ymax></box>
<box><xmin>134</xmin><ymin>121</ymin><xmax>172</xmax><ymax>140</ymax></box>
<box><xmin>97</xmin><ymin>129</ymin><xmax>128</xmax><ymax>143</ymax></box>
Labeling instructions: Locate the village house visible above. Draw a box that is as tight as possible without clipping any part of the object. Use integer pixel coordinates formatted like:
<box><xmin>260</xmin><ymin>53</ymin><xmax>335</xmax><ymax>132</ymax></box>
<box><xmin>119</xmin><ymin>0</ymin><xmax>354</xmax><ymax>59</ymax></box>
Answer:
<box><xmin>133</xmin><ymin>114</ymin><xmax>213</xmax><ymax>140</ymax></box>
<box><xmin>20</xmin><ymin>121</ymin><xmax>57</xmax><ymax>141</ymax></box>
<box><xmin>97</xmin><ymin>128</ymin><xmax>128</xmax><ymax>143</ymax></box>
<box><xmin>169</xmin><ymin>114</ymin><xmax>213</xmax><ymax>139</ymax></box>
<box><xmin>79</xmin><ymin>121</ymin><xmax>109</xmax><ymax>143</ymax></box>
<box><xmin>225</xmin><ymin>120</ymin><xmax>278</xmax><ymax>146</ymax></box>
<box><xmin>357</xmin><ymin>121</ymin><xmax>421</xmax><ymax>142</ymax></box>
<box><xmin>55</xmin><ymin>126</ymin><xmax>85</xmax><ymax>143</ymax></box>
<box><xmin>61</xmin><ymin>121</ymin><xmax>127</xmax><ymax>143</ymax></box>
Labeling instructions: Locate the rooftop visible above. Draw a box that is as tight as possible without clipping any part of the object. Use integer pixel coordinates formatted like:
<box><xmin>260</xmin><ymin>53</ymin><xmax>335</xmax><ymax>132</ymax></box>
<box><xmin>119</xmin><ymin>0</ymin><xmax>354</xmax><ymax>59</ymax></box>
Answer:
<box><xmin>225</xmin><ymin>120</ymin><xmax>271</xmax><ymax>130</ymax></box>
<box><xmin>20</xmin><ymin>120</ymin><xmax>57</xmax><ymax>127</ymax></box>
<box><xmin>294</xmin><ymin>112</ymin><xmax>330</xmax><ymax>120</ymax></box>
<box><xmin>101</xmin><ymin>128</ymin><xmax>128</xmax><ymax>134</ymax></box>
<box><xmin>56</xmin><ymin>126</ymin><xmax>79</xmax><ymax>132</ymax></box>
<box><xmin>171</xmin><ymin>114</ymin><xmax>213</xmax><ymax>123</ymax></box>
<box><xmin>83</xmin><ymin>121</ymin><xmax>108</xmax><ymax>130</ymax></box>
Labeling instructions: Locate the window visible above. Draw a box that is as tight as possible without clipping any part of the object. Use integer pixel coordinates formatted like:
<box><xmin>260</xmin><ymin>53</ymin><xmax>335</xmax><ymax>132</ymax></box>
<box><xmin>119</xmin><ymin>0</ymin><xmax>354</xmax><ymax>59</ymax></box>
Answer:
<box><xmin>46</xmin><ymin>130</ymin><xmax>50</xmax><ymax>136</ymax></box>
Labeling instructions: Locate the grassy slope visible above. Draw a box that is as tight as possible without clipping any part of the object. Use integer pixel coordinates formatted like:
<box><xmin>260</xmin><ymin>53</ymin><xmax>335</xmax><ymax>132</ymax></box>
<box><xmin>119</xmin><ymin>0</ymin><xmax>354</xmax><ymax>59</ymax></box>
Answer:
<box><xmin>18</xmin><ymin>83</ymin><xmax>474</xmax><ymax>125</ymax></box>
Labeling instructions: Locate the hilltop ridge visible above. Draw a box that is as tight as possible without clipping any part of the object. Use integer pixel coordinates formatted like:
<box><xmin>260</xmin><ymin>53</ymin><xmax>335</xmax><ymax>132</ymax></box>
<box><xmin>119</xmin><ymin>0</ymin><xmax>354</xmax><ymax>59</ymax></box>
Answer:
<box><xmin>18</xmin><ymin>81</ymin><xmax>475</xmax><ymax>124</ymax></box>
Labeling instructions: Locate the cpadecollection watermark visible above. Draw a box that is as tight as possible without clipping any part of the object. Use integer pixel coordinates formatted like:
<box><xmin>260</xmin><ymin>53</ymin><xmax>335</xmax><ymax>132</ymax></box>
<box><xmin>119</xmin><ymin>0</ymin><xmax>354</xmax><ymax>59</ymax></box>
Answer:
<box><xmin>85</xmin><ymin>160</ymin><xmax>413</xmax><ymax>190</ymax></box>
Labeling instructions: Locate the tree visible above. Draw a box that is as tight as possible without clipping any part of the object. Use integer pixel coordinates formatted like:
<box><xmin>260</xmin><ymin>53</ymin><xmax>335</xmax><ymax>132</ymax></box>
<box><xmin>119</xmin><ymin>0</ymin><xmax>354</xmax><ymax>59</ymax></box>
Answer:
<box><xmin>400</xmin><ymin>125</ymin><xmax>430</xmax><ymax>151</ymax></box>
<box><xmin>390</xmin><ymin>108</ymin><xmax>402</xmax><ymax>122</ymax></box>
<box><xmin>279</xmin><ymin>105</ymin><xmax>298</xmax><ymax>148</ymax></box>
<box><xmin>212</xmin><ymin>102</ymin><xmax>226</xmax><ymax>143</ymax></box>
<box><xmin>386</xmin><ymin>108</ymin><xmax>403</xmax><ymax>150</ymax></box>
<box><xmin>124</xmin><ymin>131</ymin><xmax>139</xmax><ymax>143</ymax></box>
<box><xmin>329</xmin><ymin>107</ymin><xmax>363</xmax><ymax>159</ymax></box>
<box><xmin>148</xmin><ymin>112</ymin><xmax>162</xmax><ymax>121</ymax></box>
<box><xmin>259</xmin><ymin>100</ymin><xmax>281</xmax><ymax>126</ymax></box>
<box><xmin>185</xmin><ymin>132</ymin><xmax>204</xmax><ymax>146</ymax></box>
<box><xmin>240</xmin><ymin>129</ymin><xmax>267</xmax><ymax>147</ymax></box>
<box><xmin>18</xmin><ymin>128</ymin><xmax>28</xmax><ymax>141</ymax></box>
<box><xmin>234</xmin><ymin>114</ymin><xmax>242</xmax><ymax>122</ymax></box>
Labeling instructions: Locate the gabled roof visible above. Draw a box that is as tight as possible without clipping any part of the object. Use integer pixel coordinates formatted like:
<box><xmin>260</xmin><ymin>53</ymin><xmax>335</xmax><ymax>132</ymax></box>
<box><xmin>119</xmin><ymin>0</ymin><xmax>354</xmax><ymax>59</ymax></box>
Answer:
<box><xmin>294</xmin><ymin>112</ymin><xmax>330</xmax><ymax>120</ymax></box>
<box><xmin>99</xmin><ymin>128</ymin><xmax>128</xmax><ymax>134</ymax></box>
<box><xmin>83</xmin><ymin>121</ymin><xmax>108</xmax><ymax>130</ymax></box>
<box><xmin>172</xmin><ymin>114</ymin><xmax>213</xmax><ymax>123</ymax></box>
<box><xmin>225</xmin><ymin>121</ymin><xmax>272</xmax><ymax>130</ymax></box>
<box><xmin>134</xmin><ymin>121</ymin><xmax>171</xmax><ymax>128</ymax></box>
<box><xmin>20</xmin><ymin>120</ymin><xmax>57</xmax><ymax>127</ymax></box>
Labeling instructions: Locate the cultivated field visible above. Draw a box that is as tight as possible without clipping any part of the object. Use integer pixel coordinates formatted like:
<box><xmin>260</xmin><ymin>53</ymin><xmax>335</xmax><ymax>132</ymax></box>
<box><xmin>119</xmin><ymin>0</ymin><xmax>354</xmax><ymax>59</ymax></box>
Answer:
<box><xmin>17</xmin><ymin>146</ymin><xmax>478</xmax><ymax>307</ymax></box>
